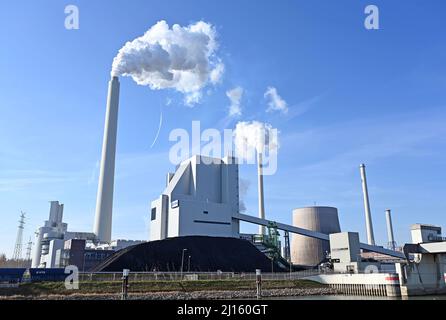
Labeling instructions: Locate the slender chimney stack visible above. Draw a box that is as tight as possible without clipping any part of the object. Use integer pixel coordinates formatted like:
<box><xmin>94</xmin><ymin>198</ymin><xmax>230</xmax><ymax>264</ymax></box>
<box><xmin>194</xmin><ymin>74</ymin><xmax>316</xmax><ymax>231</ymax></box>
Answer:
<box><xmin>360</xmin><ymin>164</ymin><xmax>375</xmax><ymax>245</ymax></box>
<box><xmin>385</xmin><ymin>209</ymin><xmax>396</xmax><ymax>251</ymax></box>
<box><xmin>94</xmin><ymin>76</ymin><xmax>120</xmax><ymax>243</ymax></box>
<box><xmin>257</xmin><ymin>151</ymin><xmax>266</xmax><ymax>235</ymax></box>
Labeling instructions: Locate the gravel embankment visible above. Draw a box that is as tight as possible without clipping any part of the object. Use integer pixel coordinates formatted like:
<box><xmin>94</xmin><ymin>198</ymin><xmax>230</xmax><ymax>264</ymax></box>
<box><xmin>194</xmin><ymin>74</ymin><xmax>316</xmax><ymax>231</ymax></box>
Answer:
<box><xmin>1</xmin><ymin>287</ymin><xmax>338</xmax><ymax>300</ymax></box>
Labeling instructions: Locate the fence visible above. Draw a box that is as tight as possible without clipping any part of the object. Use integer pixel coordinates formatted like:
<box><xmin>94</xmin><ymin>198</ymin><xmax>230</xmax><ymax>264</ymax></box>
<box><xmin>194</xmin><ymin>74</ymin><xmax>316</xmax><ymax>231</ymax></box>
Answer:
<box><xmin>78</xmin><ymin>269</ymin><xmax>321</xmax><ymax>282</ymax></box>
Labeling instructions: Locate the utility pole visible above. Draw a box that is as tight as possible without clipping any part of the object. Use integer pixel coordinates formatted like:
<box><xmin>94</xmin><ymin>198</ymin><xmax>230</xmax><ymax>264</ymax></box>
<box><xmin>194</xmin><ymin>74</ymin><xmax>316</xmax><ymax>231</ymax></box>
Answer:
<box><xmin>271</xmin><ymin>257</ymin><xmax>274</xmax><ymax>273</ymax></box>
<box><xmin>180</xmin><ymin>248</ymin><xmax>187</xmax><ymax>280</ymax></box>
<box><xmin>283</xmin><ymin>231</ymin><xmax>290</xmax><ymax>261</ymax></box>
<box><xmin>283</xmin><ymin>231</ymin><xmax>292</xmax><ymax>277</ymax></box>
<box><xmin>13</xmin><ymin>211</ymin><xmax>26</xmax><ymax>265</ymax></box>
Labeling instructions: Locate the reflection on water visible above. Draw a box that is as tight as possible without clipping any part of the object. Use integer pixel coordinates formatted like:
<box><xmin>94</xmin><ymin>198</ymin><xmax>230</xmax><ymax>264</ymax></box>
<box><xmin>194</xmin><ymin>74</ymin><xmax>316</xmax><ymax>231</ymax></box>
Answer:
<box><xmin>269</xmin><ymin>295</ymin><xmax>446</xmax><ymax>300</ymax></box>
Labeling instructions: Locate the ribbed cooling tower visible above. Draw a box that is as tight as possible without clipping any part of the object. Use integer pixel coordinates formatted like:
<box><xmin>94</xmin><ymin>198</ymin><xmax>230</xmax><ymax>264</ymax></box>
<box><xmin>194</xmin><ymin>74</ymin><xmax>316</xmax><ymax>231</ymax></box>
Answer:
<box><xmin>291</xmin><ymin>206</ymin><xmax>341</xmax><ymax>267</ymax></box>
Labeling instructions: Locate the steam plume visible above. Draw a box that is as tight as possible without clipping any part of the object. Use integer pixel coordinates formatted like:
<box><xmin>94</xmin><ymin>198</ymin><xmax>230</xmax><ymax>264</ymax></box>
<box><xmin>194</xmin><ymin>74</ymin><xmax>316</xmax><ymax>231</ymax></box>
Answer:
<box><xmin>234</xmin><ymin>121</ymin><xmax>279</xmax><ymax>160</ymax></box>
<box><xmin>239</xmin><ymin>178</ymin><xmax>250</xmax><ymax>212</ymax></box>
<box><xmin>111</xmin><ymin>20</ymin><xmax>224</xmax><ymax>106</ymax></box>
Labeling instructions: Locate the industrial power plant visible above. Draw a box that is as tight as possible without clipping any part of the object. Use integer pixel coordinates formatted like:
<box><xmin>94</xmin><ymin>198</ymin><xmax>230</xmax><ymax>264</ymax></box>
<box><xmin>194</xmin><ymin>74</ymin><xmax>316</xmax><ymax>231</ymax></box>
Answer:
<box><xmin>1</xmin><ymin>0</ymin><xmax>445</xmax><ymax>305</ymax></box>
<box><xmin>17</xmin><ymin>73</ymin><xmax>445</xmax><ymax>299</ymax></box>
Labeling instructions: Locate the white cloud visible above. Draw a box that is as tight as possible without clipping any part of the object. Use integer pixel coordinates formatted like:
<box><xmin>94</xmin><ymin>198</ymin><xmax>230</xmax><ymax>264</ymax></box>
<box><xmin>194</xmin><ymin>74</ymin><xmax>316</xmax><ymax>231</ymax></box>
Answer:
<box><xmin>264</xmin><ymin>86</ymin><xmax>288</xmax><ymax>114</ymax></box>
<box><xmin>226</xmin><ymin>86</ymin><xmax>243</xmax><ymax>116</ymax></box>
<box><xmin>210</xmin><ymin>61</ymin><xmax>225</xmax><ymax>84</ymax></box>
<box><xmin>112</xmin><ymin>20</ymin><xmax>224</xmax><ymax>106</ymax></box>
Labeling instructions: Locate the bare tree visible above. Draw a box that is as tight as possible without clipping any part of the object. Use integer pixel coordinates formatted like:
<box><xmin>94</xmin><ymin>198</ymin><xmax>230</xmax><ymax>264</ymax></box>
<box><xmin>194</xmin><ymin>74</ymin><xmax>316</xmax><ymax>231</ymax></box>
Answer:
<box><xmin>0</xmin><ymin>253</ymin><xmax>7</xmax><ymax>267</ymax></box>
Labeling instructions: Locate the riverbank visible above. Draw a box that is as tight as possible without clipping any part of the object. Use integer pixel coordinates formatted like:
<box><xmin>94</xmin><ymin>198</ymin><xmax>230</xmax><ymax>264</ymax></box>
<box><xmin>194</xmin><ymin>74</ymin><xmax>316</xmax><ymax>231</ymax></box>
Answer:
<box><xmin>0</xmin><ymin>279</ymin><xmax>337</xmax><ymax>300</ymax></box>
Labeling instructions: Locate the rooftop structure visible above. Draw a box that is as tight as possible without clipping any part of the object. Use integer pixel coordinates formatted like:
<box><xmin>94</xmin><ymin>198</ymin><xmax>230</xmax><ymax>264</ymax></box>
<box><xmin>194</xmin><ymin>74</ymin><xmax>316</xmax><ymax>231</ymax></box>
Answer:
<box><xmin>411</xmin><ymin>224</ymin><xmax>443</xmax><ymax>244</ymax></box>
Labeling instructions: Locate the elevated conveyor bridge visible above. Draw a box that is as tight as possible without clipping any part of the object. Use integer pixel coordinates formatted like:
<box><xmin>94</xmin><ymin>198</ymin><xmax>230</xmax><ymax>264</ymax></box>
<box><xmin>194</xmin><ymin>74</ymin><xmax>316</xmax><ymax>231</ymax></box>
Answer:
<box><xmin>233</xmin><ymin>212</ymin><xmax>405</xmax><ymax>259</ymax></box>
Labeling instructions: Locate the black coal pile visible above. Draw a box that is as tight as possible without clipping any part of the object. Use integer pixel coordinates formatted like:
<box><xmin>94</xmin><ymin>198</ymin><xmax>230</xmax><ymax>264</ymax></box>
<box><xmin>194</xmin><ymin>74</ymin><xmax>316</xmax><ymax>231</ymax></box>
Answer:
<box><xmin>93</xmin><ymin>236</ymin><xmax>286</xmax><ymax>272</ymax></box>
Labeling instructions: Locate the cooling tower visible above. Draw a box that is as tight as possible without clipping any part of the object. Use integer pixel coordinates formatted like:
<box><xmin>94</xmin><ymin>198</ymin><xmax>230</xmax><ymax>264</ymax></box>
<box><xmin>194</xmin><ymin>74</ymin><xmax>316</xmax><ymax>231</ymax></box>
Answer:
<box><xmin>291</xmin><ymin>206</ymin><xmax>341</xmax><ymax>267</ymax></box>
<box><xmin>94</xmin><ymin>76</ymin><xmax>120</xmax><ymax>243</ymax></box>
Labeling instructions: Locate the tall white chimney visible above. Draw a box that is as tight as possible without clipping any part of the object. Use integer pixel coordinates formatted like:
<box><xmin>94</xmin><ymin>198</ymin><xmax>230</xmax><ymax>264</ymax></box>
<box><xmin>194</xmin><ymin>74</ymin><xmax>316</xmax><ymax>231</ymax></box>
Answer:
<box><xmin>94</xmin><ymin>76</ymin><xmax>120</xmax><ymax>243</ymax></box>
<box><xmin>257</xmin><ymin>151</ymin><xmax>266</xmax><ymax>235</ymax></box>
<box><xmin>360</xmin><ymin>164</ymin><xmax>375</xmax><ymax>245</ymax></box>
<box><xmin>385</xmin><ymin>209</ymin><xmax>396</xmax><ymax>251</ymax></box>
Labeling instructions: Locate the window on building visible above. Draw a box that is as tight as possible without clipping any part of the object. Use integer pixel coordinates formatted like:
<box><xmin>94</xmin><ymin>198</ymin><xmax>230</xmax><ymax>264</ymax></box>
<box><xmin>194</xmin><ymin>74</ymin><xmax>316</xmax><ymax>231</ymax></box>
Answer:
<box><xmin>151</xmin><ymin>207</ymin><xmax>157</xmax><ymax>220</ymax></box>
<box><xmin>203</xmin><ymin>211</ymin><xmax>209</xmax><ymax>214</ymax></box>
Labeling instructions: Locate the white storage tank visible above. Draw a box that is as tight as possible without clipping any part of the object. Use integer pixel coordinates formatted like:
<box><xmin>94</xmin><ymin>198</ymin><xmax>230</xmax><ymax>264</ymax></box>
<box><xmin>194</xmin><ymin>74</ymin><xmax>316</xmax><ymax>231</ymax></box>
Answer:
<box><xmin>291</xmin><ymin>206</ymin><xmax>341</xmax><ymax>267</ymax></box>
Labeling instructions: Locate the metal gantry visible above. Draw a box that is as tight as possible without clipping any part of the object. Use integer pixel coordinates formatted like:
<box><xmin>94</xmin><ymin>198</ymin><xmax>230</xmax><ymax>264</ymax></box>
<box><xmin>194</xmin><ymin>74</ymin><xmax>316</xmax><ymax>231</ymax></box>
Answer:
<box><xmin>13</xmin><ymin>211</ymin><xmax>26</xmax><ymax>262</ymax></box>
<box><xmin>25</xmin><ymin>236</ymin><xmax>33</xmax><ymax>261</ymax></box>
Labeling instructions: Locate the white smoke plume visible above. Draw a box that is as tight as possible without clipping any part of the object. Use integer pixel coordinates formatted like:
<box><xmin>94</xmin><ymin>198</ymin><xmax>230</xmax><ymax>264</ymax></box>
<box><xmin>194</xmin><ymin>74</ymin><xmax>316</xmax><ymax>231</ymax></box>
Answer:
<box><xmin>111</xmin><ymin>20</ymin><xmax>224</xmax><ymax>106</ymax></box>
<box><xmin>234</xmin><ymin>121</ymin><xmax>279</xmax><ymax>160</ymax></box>
<box><xmin>264</xmin><ymin>86</ymin><xmax>288</xmax><ymax>114</ymax></box>
<box><xmin>226</xmin><ymin>86</ymin><xmax>243</xmax><ymax>116</ymax></box>
<box><xmin>239</xmin><ymin>177</ymin><xmax>250</xmax><ymax>212</ymax></box>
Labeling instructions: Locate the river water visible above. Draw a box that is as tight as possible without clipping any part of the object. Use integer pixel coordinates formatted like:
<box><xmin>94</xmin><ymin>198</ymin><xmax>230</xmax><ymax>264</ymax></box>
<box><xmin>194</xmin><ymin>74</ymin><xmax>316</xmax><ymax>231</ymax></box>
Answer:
<box><xmin>270</xmin><ymin>294</ymin><xmax>446</xmax><ymax>300</ymax></box>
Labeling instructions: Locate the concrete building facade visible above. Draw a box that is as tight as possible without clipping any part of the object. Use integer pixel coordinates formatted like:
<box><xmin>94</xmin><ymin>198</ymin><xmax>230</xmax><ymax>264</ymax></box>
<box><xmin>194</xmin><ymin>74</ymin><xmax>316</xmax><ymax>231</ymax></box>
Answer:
<box><xmin>60</xmin><ymin>239</ymin><xmax>115</xmax><ymax>271</ymax></box>
<box><xmin>32</xmin><ymin>201</ymin><xmax>67</xmax><ymax>268</ymax></box>
<box><xmin>329</xmin><ymin>232</ymin><xmax>382</xmax><ymax>273</ymax></box>
<box><xmin>150</xmin><ymin>155</ymin><xmax>240</xmax><ymax>241</ymax></box>
<box><xmin>32</xmin><ymin>201</ymin><xmax>97</xmax><ymax>268</ymax></box>
<box><xmin>411</xmin><ymin>224</ymin><xmax>443</xmax><ymax>244</ymax></box>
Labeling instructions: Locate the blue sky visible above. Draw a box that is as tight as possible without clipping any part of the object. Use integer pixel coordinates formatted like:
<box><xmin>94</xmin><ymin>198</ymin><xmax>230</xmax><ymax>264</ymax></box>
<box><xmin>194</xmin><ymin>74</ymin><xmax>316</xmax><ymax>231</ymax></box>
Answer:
<box><xmin>1</xmin><ymin>0</ymin><xmax>446</xmax><ymax>257</ymax></box>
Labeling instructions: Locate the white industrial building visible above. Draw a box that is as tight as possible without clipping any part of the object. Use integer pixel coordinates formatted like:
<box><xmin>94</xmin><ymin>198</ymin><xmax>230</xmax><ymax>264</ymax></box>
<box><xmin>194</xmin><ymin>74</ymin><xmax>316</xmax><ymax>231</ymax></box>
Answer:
<box><xmin>150</xmin><ymin>155</ymin><xmax>240</xmax><ymax>241</ymax></box>
<box><xmin>32</xmin><ymin>201</ymin><xmax>96</xmax><ymax>268</ymax></box>
<box><xmin>32</xmin><ymin>201</ymin><xmax>143</xmax><ymax>269</ymax></box>
<box><xmin>305</xmin><ymin>224</ymin><xmax>446</xmax><ymax>297</ymax></box>
<box><xmin>410</xmin><ymin>223</ymin><xmax>443</xmax><ymax>244</ymax></box>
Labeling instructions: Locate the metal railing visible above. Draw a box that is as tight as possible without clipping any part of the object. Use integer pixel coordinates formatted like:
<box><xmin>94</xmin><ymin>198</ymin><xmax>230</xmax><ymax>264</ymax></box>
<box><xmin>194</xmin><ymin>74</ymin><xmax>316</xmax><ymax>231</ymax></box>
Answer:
<box><xmin>78</xmin><ymin>269</ymin><xmax>322</xmax><ymax>282</ymax></box>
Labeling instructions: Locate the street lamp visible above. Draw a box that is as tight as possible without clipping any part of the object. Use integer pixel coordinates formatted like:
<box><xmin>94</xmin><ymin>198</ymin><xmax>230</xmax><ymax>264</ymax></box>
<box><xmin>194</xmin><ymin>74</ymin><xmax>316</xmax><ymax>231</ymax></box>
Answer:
<box><xmin>187</xmin><ymin>255</ymin><xmax>191</xmax><ymax>272</ymax></box>
<box><xmin>180</xmin><ymin>248</ymin><xmax>187</xmax><ymax>279</ymax></box>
